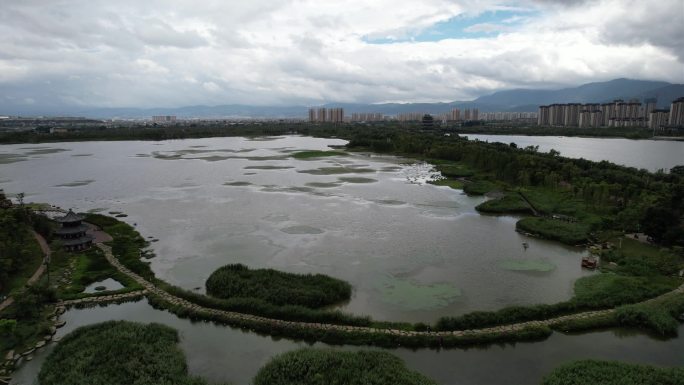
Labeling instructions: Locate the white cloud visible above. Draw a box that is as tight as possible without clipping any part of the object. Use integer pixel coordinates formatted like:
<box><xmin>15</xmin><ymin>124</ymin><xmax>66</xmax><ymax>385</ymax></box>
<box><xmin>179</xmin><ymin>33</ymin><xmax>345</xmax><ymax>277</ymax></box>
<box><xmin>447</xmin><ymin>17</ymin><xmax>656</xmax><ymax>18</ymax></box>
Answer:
<box><xmin>463</xmin><ymin>23</ymin><xmax>511</xmax><ymax>33</ymax></box>
<box><xmin>202</xmin><ymin>81</ymin><xmax>221</xmax><ymax>93</ymax></box>
<box><xmin>0</xmin><ymin>0</ymin><xmax>681</xmax><ymax>109</ymax></box>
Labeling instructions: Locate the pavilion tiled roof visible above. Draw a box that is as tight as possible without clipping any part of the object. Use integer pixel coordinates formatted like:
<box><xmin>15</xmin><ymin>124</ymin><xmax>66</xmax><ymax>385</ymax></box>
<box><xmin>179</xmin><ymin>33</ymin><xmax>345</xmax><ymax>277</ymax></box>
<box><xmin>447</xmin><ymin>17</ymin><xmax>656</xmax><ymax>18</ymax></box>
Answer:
<box><xmin>55</xmin><ymin>209</ymin><xmax>85</xmax><ymax>223</ymax></box>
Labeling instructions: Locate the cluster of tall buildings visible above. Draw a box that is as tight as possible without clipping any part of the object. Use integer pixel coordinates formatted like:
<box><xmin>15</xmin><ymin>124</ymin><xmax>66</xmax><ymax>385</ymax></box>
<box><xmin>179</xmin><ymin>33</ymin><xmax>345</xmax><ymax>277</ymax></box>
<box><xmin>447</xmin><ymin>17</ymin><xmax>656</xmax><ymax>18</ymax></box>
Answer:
<box><xmin>396</xmin><ymin>109</ymin><xmax>480</xmax><ymax>122</ymax></box>
<box><xmin>350</xmin><ymin>112</ymin><xmax>384</xmax><ymax>122</ymax></box>
<box><xmin>308</xmin><ymin>107</ymin><xmax>344</xmax><ymax>123</ymax></box>
<box><xmin>479</xmin><ymin>111</ymin><xmax>537</xmax><ymax>121</ymax></box>
<box><xmin>537</xmin><ymin>98</ymin><xmax>684</xmax><ymax>129</ymax></box>
<box><xmin>152</xmin><ymin>115</ymin><xmax>177</xmax><ymax>123</ymax></box>
<box><xmin>395</xmin><ymin>112</ymin><xmax>428</xmax><ymax>122</ymax></box>
<box><xmin>439</xmin><ymin>108</ymin><xmax>479</xmax><ymax>121</ymax></box>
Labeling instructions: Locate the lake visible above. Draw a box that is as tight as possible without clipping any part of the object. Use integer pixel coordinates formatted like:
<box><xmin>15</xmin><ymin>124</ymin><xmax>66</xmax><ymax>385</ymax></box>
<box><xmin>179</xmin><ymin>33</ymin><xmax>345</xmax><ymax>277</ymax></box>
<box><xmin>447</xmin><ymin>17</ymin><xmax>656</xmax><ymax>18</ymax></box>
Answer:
<box><xmin>0</xmin><ymin>136</ymin><xmax>595</xmax><ymax>322</ymax></box>
<box><xmin>2</xmin><ymin>135</ymin><xmax>682</xmax><ymax>385</ymax></box>
<box><xmin>465</xmin><ymin>134</ymin><xmax>684</xmax><ymax>172</ymax></box>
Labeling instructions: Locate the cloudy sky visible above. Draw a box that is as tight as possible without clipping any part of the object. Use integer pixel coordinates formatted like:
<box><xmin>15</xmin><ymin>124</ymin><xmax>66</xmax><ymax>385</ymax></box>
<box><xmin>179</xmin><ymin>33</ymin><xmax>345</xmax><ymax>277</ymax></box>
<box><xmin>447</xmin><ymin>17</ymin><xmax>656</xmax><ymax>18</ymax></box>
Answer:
<box><xmin>1</xmin><ymin>0</ymin><xmax>682</xmax><ymax>110</ymax></box>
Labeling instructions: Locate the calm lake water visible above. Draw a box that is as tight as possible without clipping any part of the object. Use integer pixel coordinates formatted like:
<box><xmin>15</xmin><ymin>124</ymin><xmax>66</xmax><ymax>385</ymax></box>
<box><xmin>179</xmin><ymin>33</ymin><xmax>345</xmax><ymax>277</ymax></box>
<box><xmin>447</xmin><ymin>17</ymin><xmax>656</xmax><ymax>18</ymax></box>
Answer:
<box><xmin>0</xmin><ymin>136</ymin><xmax>595</xmax><ymax>322</ymax></box>
<box><xmin>10</xmin><ymin>300</ymin><xmax>684</xmax><ymax>385</ymax></box>
<box><xmin>465</xmin><ymin>135</ymin><xmax>684</xmax><ymax>172</ymax></box>
<box><xmin>2</xmin><ymin>135</ymin><xmax>682</xmax><ymax>384</ymax></box>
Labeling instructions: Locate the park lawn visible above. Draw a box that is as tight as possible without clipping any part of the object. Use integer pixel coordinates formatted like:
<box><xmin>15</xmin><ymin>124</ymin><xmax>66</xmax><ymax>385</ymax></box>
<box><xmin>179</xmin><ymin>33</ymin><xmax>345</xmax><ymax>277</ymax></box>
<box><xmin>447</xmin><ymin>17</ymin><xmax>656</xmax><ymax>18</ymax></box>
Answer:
<box><xmin>573</xmin><ymin>273</ymin><xmax>679</xmax><ymax>308</ymax></box>
<box><xmin>516</xmin><ymin>217</ymin><xmax>592</xmax><ymax>245</ymax></box>
<box><xmin>610</xmin><ymin>236</ymin><xmax>681</xmax><ymax>261</ymax></box>
<box><xmin>463</xmin><ymin>179</ymin><xmax>499</xmax><ymax>196</ymax></box>
<box><xmin>429</xmin><ymin>178</ymin><xmax>464</xmax><ymax>190</ymax></box>
<box><xmin>476</xmin><ymin>193</ymin><xmax>533</xmax><ymax>214</ymax></box>
<box><xmin>519</xmin><ymin>188</ymin><xmax>605</xmax><ymax>225</ymax></box>
<box><xmin>433</xmin><ymin>162</ymin><xmax>475</xmax><ymax>178</ymax></box>
<box><xmin>0</xmin><ymin>230</ymin><xmax>43</xmax><ymax>298</ymax></box>
<box><xmin>56</xmin><ymin>247</ymin><xmax>141</xmax><ymax>301</ymax></box>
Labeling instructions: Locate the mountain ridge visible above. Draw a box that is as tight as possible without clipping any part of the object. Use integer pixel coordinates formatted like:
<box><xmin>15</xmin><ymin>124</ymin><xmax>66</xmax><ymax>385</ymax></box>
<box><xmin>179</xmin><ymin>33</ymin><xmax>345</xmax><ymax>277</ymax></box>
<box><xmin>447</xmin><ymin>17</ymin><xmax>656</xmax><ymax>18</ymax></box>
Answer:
<box><xmin>2</xmin><ymin>78</ymin><xmax>681</xmax><ymax>119</ymax></box>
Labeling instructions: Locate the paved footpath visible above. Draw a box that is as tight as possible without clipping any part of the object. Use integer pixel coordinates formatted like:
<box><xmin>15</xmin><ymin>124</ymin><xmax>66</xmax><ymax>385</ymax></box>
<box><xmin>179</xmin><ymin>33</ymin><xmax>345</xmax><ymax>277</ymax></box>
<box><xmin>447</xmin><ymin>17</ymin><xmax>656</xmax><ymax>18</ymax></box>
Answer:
<box><xmin>0</xmin><ymin>231</ymin><xmax>50</xmax><ymax>313</ymax></box>
<box><xmin>95</xmin><ymin>243</ymin><xmax>684</xmax><ymax>340</ymax></box>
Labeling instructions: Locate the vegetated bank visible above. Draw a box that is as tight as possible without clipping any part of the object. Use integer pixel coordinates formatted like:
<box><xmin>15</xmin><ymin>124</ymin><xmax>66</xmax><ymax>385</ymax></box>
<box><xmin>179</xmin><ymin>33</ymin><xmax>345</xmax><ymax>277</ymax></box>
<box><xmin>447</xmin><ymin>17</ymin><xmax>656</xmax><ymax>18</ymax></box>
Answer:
<box><xmin>82</xmin><ymin>122</ymin><xmax>684</xmax><ymax>338</ymax></box>
<box><xmin>253</xmin><ymin>348</ymin><xmax>437</xmax><ymax>385</ymax></box>
<box><xmin>90</xmin><ymin>213</ymin><xmax>555</xmax><ymax>348</ymax></box>
<box><xmin>454</xmin><ymin>124</ymin><xmax>660</xmax><ymax>139</ymax></box>
<box><xmin>542</xmin><ymin>359</ymin><xmax>684</xmax><ymax>385</ymax></box>
<box><xmin>345</xmin><ymin>129</ymin><xmax>684</xmax><ymax>336</ymax></box>
<box><xmin>206</xmin><ymin>264</ymin><xmax>351</xmax><ymax>308</ymax></box>
<box><xmin>87</xmin><ymin>210</ymin><xmax>684</xmax><ymax>350</ymax></box>
<box><xmin>38</xmin><ymin>321</ymin><xmax>229</xmax><ymax>385</ymax></box>
<box><xmin>0</xmin><ymin>197</ymin><xmax>61</xmax><ymax>370</ymax></box>
<box><xmin>38</xmin><ymin>321</ymin><xmax>438</xmax><ymax>385</ymax></box>
<box><xmin>5</xmin><ymin>126</ymin><xmax>682</xmax><ymax>345</ymax></box>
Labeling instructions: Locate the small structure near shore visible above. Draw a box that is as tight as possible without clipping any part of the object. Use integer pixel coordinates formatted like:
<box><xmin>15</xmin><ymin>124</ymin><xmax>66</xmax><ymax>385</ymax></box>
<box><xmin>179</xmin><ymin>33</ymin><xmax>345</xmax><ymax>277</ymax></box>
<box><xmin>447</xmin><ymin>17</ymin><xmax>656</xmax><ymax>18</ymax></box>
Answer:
<box><xmin>581</xmin><ymin>256</ymin><xmax>598</xmax><ymax>269</ymax></box>
<box><xmin>55</xmin><ymin>210</ymin><xmax>93</xmax><ymax>252</ymax></box>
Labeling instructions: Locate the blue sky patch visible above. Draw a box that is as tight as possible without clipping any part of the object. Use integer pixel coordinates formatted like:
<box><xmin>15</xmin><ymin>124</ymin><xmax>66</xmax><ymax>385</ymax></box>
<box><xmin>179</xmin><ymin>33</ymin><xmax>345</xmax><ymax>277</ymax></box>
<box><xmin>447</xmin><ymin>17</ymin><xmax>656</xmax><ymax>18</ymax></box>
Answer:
<box><xmin>363</xmin><ymin>9</ymin><xmax>537</xmax><ymax>44</ymax></box>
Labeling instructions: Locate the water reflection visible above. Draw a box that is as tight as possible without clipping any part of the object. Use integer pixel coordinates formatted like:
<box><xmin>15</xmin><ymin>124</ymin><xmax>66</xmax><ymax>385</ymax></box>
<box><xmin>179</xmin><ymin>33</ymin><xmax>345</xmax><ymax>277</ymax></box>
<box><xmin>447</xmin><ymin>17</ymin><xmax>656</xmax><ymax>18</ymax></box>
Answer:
<box><xmin>10</xmin><ymin>300</ymin><xmax>684</xmax><ymax>385</ymax></box>
<box><xmin>0</xmin><ymin>136</ymin><xmax>595</xmax><ymax>322</ymax></box>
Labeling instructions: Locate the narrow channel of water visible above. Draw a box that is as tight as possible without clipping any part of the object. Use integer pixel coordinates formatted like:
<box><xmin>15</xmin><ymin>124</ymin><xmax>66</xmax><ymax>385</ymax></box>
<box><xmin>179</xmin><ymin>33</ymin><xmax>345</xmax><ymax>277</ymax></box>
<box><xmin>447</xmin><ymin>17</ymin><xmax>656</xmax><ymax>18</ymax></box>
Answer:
<box><xmin>465</xmin><ymin>134</ymin><xmax>684</xmax><ymax>172</ymax></box>
<box><xmin>10</xmin><ymin>300</ymin><xmax>684</xmax><ymax>385</ymax></box>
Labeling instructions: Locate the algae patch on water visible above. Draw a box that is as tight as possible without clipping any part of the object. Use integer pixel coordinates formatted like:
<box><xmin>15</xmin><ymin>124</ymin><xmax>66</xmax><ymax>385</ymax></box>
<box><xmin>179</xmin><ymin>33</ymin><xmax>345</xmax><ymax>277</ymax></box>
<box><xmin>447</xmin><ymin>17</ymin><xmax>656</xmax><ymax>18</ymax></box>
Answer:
<box><xmin>499</xmin><ymin>259</ymin><xmax>556</xmax><ymax>272</ymax></box>
<box><xmin>24</xmin><ymin>147</ymin><xmax>70</xmax><ymax>155</ymax></box>
<box><xmin>55</xmin><ymin>179</ymin><xmax>95</xmax><ymax>187</ymax></box>
<box><xmin>224</xmin><ymin>181</ymin><xmax>252</xmax><ymax>187</ymax></box>
<box><xmin>305</xmin><ymin>182</ymin><xmax>341</xmax><ymax>188</ymax></box>
<box><xmin>298</xmin><ymin>167</ymin><xmax>375</xmax><ymax>175</ymax></box>
<box><xmin>372</xmin><ymin>199</ymin><xmax>406</xmax><ymax>206</ymax></box>
<box><xmin>244</xmin><ymin>165</ymin><xmax>294</xmax><ymax>170</ymax></box>
<box><xmin>280</xmin><ymin>225</ymin><xmax>324</xmax><ymax>234</ymax></box>
<box><xmin>0</xmin><ymin>153</ymin><xmax>28</xmax><ymax>164</ymax></box>
<box><xmin>262</xmin><ymin>186</ymin><xmax>315</xmax><ymax>194</ymax></box>
<box><xmin>376</xmin><ymin>275</ymin><xmax>461</xmax><ymax>310</ymax></box>
<box><xmin>293</xmin><ymin>150</ymin><xmax>348</xmax><ymax>159</ymax></box>
<box><xmin>338</xmin><ymin>177</ymin><xmax>377</xmax><ymax>184</ymax></box>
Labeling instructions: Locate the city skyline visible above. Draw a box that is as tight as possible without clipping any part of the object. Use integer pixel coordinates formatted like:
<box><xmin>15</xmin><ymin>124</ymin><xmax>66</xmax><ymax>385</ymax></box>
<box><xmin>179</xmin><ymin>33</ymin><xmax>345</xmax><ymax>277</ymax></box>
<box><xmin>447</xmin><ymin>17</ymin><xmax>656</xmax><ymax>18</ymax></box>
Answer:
<box><xmin>1</xmin><ymin>0</ymin><xmax>683</xmax><ymax>112</ymax></box>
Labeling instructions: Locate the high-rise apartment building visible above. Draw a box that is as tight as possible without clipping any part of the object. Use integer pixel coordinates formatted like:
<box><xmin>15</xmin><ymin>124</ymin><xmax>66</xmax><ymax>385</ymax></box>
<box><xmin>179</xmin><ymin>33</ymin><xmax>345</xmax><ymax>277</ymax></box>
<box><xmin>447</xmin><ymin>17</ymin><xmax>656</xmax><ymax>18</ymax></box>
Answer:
<box><xmin>649</xmin><ymin>109</ymin><xmax>670</xmax><ymax>130</ymax></box>
<box><xmin>308</xmin><ymin>107</ymin><xmax>344</xmax><ymax>123</ymax></box>
<box><xmin>539</xmin><ymin>97</ymin><xmax>684</xmax><ymax>128</ymax></box>
<box><xmin>669</xmin><ymin>97</ymin><xmax>684</xmax><ymax>127</ymax></box>
<box><xmin>152</xmin><ymin>115</ymin><xmax>177</xmax><ymax>123</ymax></box>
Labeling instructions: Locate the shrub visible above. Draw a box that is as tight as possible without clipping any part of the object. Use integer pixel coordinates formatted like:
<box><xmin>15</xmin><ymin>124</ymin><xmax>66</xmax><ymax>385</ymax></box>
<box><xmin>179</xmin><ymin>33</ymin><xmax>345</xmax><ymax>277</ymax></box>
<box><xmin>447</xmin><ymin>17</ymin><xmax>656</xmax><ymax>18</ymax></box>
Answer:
<box><xmin>253</xmin><ymin>349</ymin><xmax>437</xmax><ymax>385</ymax></box>
<box><xmin>38</xmin><ymin>321</ymin><xmax>228</xmax><ymax>385</ymax></box>
<box><xmin>205</xmin><ymin>264</ymin><xmax>351</xmax><ymax>308</ymax></box>
<box><xmin>542</xmin><ymin>360</ymin><xmax>684</xmax><ymax>385</ymax></box>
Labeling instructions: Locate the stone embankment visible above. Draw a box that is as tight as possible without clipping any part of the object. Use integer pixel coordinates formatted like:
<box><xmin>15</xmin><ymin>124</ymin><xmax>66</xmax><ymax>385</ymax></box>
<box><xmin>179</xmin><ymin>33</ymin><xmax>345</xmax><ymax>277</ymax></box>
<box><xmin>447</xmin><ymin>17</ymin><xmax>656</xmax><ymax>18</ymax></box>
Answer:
<box><xmin>1</xmin><ymin>306</ymin><xmax>68</xmax><ymax>381</ymax></box>
<box><xmin>96</xmin><ymin>243</ymin><xmax>684</xmax><ymax>341</ymax></box>
<box><xmin>59</xmin><ymin>290</ymin><xmax>147</xmax><ymax>308</ymax></box>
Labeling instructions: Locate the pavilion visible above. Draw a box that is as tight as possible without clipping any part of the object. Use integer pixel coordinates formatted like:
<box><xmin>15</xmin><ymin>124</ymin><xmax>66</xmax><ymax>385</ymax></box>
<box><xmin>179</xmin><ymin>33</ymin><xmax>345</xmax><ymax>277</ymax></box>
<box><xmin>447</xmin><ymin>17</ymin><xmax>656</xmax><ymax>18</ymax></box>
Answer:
<box><xmin>55</xmin><ymin>209</ymin><xmax>94</xmax><ymax>251</ymax></box>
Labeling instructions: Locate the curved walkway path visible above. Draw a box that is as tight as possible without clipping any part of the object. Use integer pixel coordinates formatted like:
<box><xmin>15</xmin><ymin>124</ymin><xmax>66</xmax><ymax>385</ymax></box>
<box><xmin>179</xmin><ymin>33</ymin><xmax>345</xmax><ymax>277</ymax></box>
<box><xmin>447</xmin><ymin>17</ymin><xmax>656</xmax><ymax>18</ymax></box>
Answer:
<box><xmin>95</xmin><ymin>242</ymin><xmax>684</xmax><ymax>340</ymax></box>
<box><xmin>0</xmin><ymin>231</ymin><xmax>50</xmax><ymax>313</ymax></box>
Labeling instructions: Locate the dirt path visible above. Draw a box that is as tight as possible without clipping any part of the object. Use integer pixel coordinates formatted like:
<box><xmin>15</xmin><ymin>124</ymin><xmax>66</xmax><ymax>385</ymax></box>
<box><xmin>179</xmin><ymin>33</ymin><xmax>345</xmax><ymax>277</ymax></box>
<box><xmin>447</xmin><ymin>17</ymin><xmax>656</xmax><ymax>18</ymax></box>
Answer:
<box><xmin>94</xmin><ymin>242</ymin><xmax>684</xmax><ymax>341</ymax></box>
<box><xmin>517</xmin><ymin>192</ymin><xmax>541</xmax><ymax>216</ymax></box>
<box><xmin>0</xmin><ymin>231</ymin><xmax>50</xmax><ymax>313</ymax></box>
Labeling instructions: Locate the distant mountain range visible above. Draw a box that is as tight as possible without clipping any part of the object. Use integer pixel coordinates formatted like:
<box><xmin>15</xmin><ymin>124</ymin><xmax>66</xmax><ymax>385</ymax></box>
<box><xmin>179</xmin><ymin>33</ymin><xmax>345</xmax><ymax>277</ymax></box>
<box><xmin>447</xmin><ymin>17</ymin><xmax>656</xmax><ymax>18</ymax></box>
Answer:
<box><xmin>4</xmin><ymin>78</ymin><xmax>683</xmax><ymax>119</ymax></box>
